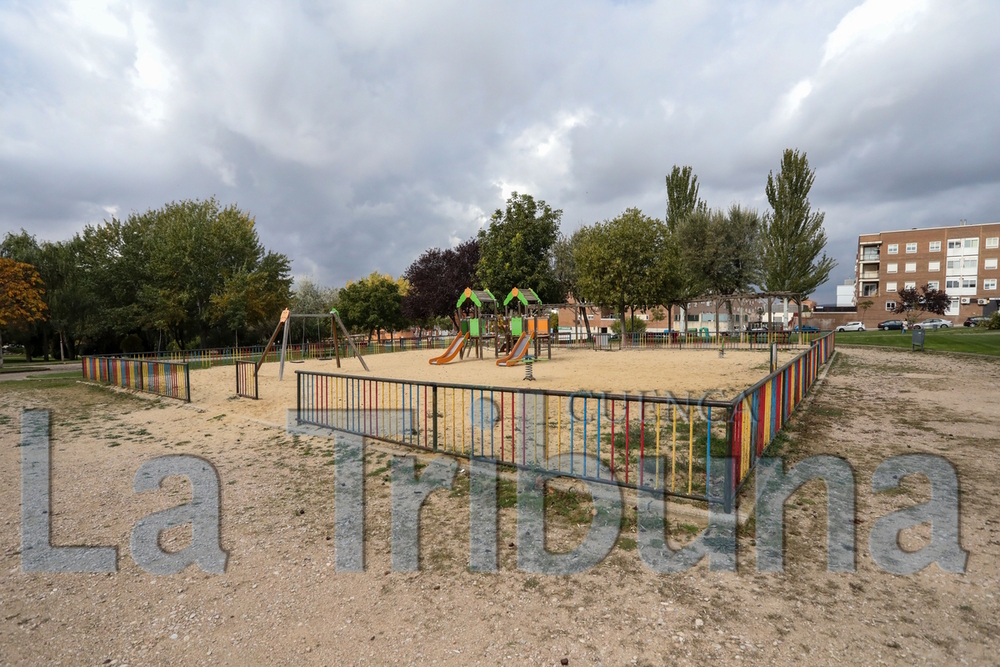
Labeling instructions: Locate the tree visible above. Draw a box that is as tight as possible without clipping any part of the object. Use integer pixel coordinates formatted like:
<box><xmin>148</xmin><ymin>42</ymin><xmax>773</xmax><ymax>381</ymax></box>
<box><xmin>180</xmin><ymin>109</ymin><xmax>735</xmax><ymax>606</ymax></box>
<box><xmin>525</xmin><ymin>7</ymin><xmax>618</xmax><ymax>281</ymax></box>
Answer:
<box><xmin>675</xmin><ymin>206</ymin><xmax>762</xmax><ymax>335</ymax></box>
<box><xmin>337</xmin><ymin>272</ymin><xmax>407</xmax><ymax>342</ymax></box>
<box><xmin>665</xmin><ymin>165</ymin><xmax>707</xmax><ymax>233</ymax></box>
<box><xmin>0</xmin><ymin>258</ymin><xmax>48</xmax><ymax>368</ymax></box>
<box><xmin>476</xmin><ymin>193</ymin><xmax>564</xmax><ymax>303</ymax></box>
<box><xmin>761</xmin><ymin>149</ymin><xmax>836</xmax><ymax>299</ymax></box>
<box><xmin>895</xmin><ymin>284</ymin><xmax>950</xmax><ymax>327</ymax></box>
<box><xmin>573</xmin><ymin>208</ymin><xmax>666</xmax><ymax>331</ymax></box>
<box><xmin>402</xmin><ymin>238</ymin><xmax>479</xmax><ymax>331</ymax></box>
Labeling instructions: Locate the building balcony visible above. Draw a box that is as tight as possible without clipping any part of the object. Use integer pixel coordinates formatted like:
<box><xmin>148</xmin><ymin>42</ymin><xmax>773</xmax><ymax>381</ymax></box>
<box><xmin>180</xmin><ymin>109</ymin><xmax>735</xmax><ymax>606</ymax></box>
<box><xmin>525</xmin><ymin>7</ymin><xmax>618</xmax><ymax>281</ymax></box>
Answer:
<box><xmin>860</xmin><ymin>271</ymin><xmax>879</xmax><ymax>280</ymax></box>
<box><xmin>861</xmin><ymin>252</ymin><xmax>880</xmax><ymax>261</ymax></box>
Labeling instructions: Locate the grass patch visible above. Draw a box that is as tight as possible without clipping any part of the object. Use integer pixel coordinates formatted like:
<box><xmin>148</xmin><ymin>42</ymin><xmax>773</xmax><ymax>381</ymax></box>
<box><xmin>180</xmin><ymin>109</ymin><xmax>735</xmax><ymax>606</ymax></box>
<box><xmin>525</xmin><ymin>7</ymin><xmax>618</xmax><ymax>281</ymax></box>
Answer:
<box><xmin>836</xmin><ymin>328</ymin><xmax>1000</xmax><ymax>356</ymax></box>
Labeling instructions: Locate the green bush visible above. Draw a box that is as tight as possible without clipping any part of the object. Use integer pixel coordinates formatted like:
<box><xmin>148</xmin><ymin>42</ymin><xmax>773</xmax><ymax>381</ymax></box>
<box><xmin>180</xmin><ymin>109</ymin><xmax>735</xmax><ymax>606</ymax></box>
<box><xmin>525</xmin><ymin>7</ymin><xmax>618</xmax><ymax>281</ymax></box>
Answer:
<box><xmin>986</xmin><ymin>311</ymin><xmax>1000</xmax><ymax>330</ymax></box>
<box><xmin>611</xmin><ymin>318</ymin><xmax>647</xmax><ymax>335</ymax></box>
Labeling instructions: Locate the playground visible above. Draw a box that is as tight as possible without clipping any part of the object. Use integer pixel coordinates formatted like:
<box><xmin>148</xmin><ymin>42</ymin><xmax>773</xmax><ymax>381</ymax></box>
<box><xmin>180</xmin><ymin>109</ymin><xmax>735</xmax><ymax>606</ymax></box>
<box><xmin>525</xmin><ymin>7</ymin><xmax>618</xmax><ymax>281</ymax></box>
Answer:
<box><xmin>191</xmin><ymin>345</ymin><xmax>801</xmax><ymax>425</ymax></box>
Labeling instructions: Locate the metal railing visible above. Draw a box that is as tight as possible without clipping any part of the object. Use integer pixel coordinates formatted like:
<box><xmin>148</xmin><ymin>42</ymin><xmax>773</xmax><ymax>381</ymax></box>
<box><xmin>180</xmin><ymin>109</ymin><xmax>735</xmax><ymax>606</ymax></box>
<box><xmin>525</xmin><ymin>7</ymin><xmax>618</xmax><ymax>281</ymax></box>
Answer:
<box><xmin>236</xmin><ymin>361</ymin><xmax>258</xmax><ymax>399</ymax></box>
<box><xmin>293</xmin><ymin>333</ymin><xmax>837</xmax><ymax>511</ymax></box>
<box><xmin>112</xmin><ymin>337</ymin><xmax>455</xmax><ymax>370</ymax></box>
<box><xmin>556</xmin><ymin>330</ymin><xmax>825</xmax><ymax>350</ymax></box>
<box><xmin>81</xmin><ymin>356</ymin><xmax>191</xmax><ymax>402</ymax></box>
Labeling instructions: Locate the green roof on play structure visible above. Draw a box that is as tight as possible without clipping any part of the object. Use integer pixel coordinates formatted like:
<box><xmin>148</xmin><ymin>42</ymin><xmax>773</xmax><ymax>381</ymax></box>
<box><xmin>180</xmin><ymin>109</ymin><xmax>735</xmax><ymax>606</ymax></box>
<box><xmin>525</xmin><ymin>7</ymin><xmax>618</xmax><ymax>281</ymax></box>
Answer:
<box><xmin>456</xmin><ymin>288</ymin><xmax>498</xmax><ymax>309</ymax></box>
<box><xmin>503</xmin><ymin>287</ymin><xmax>541</xmax><ymax>307</ymax></box>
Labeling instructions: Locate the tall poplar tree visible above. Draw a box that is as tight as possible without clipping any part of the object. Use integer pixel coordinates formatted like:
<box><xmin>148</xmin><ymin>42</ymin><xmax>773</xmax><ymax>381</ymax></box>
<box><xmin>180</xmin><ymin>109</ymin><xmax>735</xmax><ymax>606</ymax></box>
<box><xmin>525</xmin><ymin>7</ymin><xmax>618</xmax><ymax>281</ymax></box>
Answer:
<box><xmin>665</xmin><ymin>165</ymin><xmax>707</xmax><ymax>232</ymax></box>
<box><xmin>761</xmin><ymin>149</ymin><xmax>835</xmax><ymax>298</ymax></box>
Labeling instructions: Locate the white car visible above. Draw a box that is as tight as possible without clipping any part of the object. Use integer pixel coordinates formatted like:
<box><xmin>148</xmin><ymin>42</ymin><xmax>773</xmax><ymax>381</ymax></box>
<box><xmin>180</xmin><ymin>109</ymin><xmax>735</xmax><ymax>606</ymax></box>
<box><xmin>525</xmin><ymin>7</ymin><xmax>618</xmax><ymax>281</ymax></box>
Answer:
<box><xmin>913</xmin><ymin>318</ymin><xmax>953</xmax><ymax>330</ymax></box>
<box><xmin>836</xmin><ymin>321</ymin><xmax>866</xmax><ymax>332</ymax></box>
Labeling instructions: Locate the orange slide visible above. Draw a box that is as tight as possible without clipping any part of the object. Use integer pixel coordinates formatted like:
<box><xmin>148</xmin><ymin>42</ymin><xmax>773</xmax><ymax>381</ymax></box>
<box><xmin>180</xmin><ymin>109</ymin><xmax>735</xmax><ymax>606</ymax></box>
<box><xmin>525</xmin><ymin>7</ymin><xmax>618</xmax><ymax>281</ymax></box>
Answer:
<box><xmin>496</xmin><ymin>332</ymin><xmax>532</xmax><ymax>367</ymax></box>
<box><xmin>429</xmin><ymin>333</ymin><xmax>469</xmax><ymax>365</ymax></box>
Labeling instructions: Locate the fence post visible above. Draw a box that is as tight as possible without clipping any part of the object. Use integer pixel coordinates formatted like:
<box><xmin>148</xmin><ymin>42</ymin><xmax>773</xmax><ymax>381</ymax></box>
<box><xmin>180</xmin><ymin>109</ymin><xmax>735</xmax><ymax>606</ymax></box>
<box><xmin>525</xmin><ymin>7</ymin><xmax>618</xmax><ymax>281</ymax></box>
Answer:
<box><xmin>724</xmin><ymin>406</ymin><xmax>734</xmax><ymax>514</ymax></box>
<box><xmin>184</xmin><ymin>364</ymin><xmax>191</xmax><ymax>402</ymax></box>
<box><xmin>432</xmin><ymin>385</ymin><xmax>439</xmax><ymax>451</ymax></box>
<box><xmin>296</xmin><ymin>372</ymin><xmax>301</xmax><ymax>423</ymax></box>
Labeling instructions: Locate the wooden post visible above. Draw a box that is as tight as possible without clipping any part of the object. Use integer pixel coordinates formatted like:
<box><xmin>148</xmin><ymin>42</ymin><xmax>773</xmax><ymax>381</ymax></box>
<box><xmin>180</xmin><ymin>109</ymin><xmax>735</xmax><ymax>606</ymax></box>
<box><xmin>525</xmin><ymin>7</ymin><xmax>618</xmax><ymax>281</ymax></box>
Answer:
<box><xmin>333</xmin><ymin>310</ymin><xmax>369</xmax><ymax>371</ymax></box>
<box><xmin>256</xmin><ymin>308</ymin><xmax>290</xmax><ymax>373</ymax></box>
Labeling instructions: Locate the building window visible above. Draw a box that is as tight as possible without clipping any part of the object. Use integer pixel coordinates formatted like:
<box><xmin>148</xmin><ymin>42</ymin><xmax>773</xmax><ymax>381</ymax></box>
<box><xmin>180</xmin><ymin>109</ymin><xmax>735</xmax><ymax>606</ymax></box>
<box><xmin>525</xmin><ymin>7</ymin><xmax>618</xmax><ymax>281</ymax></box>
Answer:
<box><xmin>987</xmin><ymin>237</ymin><xmax>999</xmax><ymax>249</ymax></box>
<box><xmin>701</xmin><ymin>313</ymin><xmax>714</xmax><ymax>322</ymax></box>
<box><xmin>946</xmin><ymin>279</ymin><xmax>960</xmax><ymax>289</ymax></box>
<box><xmin>885</xmin><ymin>301</ymin><xmax>896</xmax><ymax>311</ymax></box>
<box><xmin>904</xmin><ymin>281</ymin><xmax>916</xmax><ymax>290</ymax></box>
<box><xmin>928</xmin><ymin>281</ymin><xmax>940</xmax><ymax>290</ymax></box>
<box><xmin>962</xmin><ymin>278</ymin><xmax>976</xmax><ymax>289</ymax></box>
<box><xmin>861</xmin><ymin>247</ymin><xmax>880</xmax><ymax>261</ymax></box>
<box><xmin>929</xmin><ymin>261</ymin><xmax>940</xmax><ymax>272</ymax></box>
<box><xmin>906</xmin><ymin>242</ymin><xmax>917</xmax><ymax>253</ymax></box>
<box><xmin>963</xmin><ymin>258</ymin><xmax>977</xmax><ymax>269</ymax></box>
<box><xmin>965</xmin><ymin>238</ymin><xmax>979</xmax><ymax>249</ymax></box>
<box><xmin>947</xmin><ymin>259</ymin><xmax>960</xmax><ymax>270</ymax></box>
<box><xmin>687</xmin><ymin>314</ymin><xmax>699</xmax><ymax>322</ymax></box>
<box><xmin>862</xmin><ymin>284</ymin><xmax>879</xmax><ymax>297</ymax></box>
<box><xmin>948</xmin><ymin>240</ymin><xmax>962</xmax><ymax>250</ymax></box>
<box><xmin>986</xmin><ymin>279</ymin><xmax>998</xmax><ymax>290</ymax></box>
<box><xmin>887</xmin><ymin>263</ymin><xmax>898</xmax><ymax>273</ymax></box>
<box><xmin>587</xmin><ymin>314</ymin><xmax>595</xmax><ymax>321</ymax></box>
<box><xmin>986</xmin><ymin>258</ymin><xmax>999</xmax><ymax>270</ymax></box>
<box><xmin>887</xmin><ymin>244</ymin><xmax>898</xmax><ymax>254</ymax></box>
<box><xmin>905</xmin><ymin>262</ymin><xmax>916</xmax><ymax>273</ymax></box>
<box><xmin>947</xmin><ymin>298</ymin><xmax>960</xmax><ymax>316</ymax></box>
<box><xmin>886</xmin><ymin>281</ymin><xmax>897</xmax><ymax>292</ymax></box>
<box><xmin>929</xmin><ymin>241</ymin><xmax>941</xmax><ymax>252</ymax></box>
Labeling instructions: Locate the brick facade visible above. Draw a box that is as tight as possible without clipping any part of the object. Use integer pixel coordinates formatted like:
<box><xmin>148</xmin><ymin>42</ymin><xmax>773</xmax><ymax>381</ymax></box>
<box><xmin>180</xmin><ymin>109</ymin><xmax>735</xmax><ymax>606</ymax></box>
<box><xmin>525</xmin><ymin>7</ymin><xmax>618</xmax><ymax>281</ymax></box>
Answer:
<box><xmin>855</xmin><ymin>222</ymin><xmax>1000</xmax><ymax>327</ymax></box>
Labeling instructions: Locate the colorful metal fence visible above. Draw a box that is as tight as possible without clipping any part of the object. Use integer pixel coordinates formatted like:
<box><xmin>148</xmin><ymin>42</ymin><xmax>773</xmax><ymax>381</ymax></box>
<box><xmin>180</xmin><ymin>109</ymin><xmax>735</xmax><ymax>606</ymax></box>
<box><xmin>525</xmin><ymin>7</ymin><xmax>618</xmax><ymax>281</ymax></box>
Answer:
<box><xmin>557</xmin><ymin>330</ymin><xmax>823</xmax><ymax>351</ymax></box>
<box><xmin>296</xmin><ymin>371</ymin><xmax>727</xmax><ymax>504</ymax></box>
<box><xmin>81</xmin><ymin>356</ymin><xmax>191</xmax><ymax>402</ymax></box>
<box><xmin>236</xmin><ymin>361</ymin><xmax>258</xmax><ymax>399</ymax></box>
<box><xmin>729</xmin><ymin>331</ymin><xmax>836</xmax><ymax>494</ymax></box>
<box><xmin>294</xmin><ymin>332</ymin><xmax>836</xmax><ymax>512</ymax></box>
<box><xmin>116</xmin><ymin>337</ymin><xmax>453</xmax><ymax>370</ymax></box>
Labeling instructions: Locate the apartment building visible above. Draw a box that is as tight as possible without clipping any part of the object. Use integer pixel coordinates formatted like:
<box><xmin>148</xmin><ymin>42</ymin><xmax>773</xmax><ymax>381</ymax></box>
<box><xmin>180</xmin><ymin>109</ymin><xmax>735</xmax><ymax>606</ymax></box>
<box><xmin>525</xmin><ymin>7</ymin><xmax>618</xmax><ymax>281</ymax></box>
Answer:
<box><xmin>855</xmin><ymin>221</ymin><xmax>1000</xmax><ymax>326</ymax></box>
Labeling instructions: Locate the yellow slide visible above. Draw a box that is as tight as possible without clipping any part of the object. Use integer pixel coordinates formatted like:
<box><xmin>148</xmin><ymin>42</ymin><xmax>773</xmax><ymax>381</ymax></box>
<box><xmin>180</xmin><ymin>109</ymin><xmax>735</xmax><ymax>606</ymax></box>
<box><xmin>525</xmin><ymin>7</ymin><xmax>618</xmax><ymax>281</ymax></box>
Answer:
<box><xmin>496</xmin><ymin>332</ymin><xmax>532</xmax><ymax>367</ymax></box>
<box><xmin>429</xmin><ymin>333</ymin><xmax>469</xmax><ymax>365</ymax></box>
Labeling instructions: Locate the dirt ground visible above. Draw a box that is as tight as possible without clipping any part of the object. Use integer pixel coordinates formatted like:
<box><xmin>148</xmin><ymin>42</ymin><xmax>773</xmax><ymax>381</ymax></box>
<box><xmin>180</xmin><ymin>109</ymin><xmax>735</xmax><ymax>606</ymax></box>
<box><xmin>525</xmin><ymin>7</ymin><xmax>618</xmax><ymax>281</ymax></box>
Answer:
<box><xmin>1</xmin><ymin>346</ymin><xmax>999</xmax><ymax>666</ymax></box>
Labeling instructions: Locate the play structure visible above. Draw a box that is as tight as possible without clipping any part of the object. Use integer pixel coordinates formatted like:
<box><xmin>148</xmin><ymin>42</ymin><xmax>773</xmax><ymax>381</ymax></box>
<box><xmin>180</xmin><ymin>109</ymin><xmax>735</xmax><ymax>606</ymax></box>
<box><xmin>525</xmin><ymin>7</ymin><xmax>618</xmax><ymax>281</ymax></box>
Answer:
<box><xmin>428</xmin><ymin>288</ymin><xmax>500</xmax><ymax>365</ymax></box>
<box><xmin>499</xmin><ymin>287</ymin><xmax>551</xmax><ymax>364</ymax></box>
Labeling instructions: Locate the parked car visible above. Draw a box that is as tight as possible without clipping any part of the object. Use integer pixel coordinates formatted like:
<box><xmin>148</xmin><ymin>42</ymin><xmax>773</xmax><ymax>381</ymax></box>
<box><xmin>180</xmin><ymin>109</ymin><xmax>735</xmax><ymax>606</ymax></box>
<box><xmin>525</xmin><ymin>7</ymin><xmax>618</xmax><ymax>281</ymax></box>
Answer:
<box><xmin>793</xmin><ymin>325</ymin><xmax>820</xmax><ymax>332</ymax></box>
<box><xmin>913</xmin><ymin>318</ymin><xmax>953</xmax><ymax>330</ymax></box>
<box><xmin>836</xmin><ymin>321</ymin><xmax>866</xmax><ymax>332</ymax></box>
<box><xmin>877</xmin><ymin>319</ymin><xmax>906</xmax><ymax>331</ymax></box>
<box><xmin>964</xmin><ymin>316</ymin><xmax>987</xmax><ymax>327</ymax></box>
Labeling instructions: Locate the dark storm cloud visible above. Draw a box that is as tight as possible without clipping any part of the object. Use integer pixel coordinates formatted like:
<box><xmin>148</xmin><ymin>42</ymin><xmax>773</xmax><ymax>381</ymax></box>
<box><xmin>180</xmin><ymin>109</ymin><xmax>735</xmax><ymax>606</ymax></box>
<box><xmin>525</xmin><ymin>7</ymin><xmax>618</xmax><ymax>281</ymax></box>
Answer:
<box><xmin>2</xmin><ymin>0</ymin><xmax>998</xmax><ymax>302</ymax></box>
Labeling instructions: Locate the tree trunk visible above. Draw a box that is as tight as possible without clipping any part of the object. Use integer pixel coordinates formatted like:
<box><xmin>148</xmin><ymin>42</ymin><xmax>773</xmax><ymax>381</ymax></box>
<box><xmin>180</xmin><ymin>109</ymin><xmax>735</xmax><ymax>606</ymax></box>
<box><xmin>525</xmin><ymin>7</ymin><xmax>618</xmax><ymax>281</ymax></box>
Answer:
<box><xmin>0</xmin><ymin>330</ymin><xmax>4</xmax><ymax>369</ymax></box>
<box><xmin>59</xmin><ymin>330</ymin><xmax>65</xmax><ymax>361</ymax></box>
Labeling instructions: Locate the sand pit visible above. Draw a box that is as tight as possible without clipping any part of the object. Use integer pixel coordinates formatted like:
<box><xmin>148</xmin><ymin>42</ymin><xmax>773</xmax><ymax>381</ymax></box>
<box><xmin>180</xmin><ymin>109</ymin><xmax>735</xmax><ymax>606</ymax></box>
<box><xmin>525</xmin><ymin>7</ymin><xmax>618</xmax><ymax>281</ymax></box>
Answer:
<box><xmin>190</xmin><ymin>346</ymin><xmax>798</xmax><ymax>423</ymax></box>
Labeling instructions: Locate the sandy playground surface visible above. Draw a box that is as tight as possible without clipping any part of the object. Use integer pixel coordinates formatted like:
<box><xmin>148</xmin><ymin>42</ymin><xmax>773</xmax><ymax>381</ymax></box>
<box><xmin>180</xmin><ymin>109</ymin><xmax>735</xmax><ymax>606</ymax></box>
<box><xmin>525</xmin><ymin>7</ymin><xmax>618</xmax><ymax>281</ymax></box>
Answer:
<box><xmin>193</xmin><ymin>346</ymin><xmax>800</xmax><ymax>426</ymax></box>
<box><xmin>1</xmin><ymin>345</ymin><xmax>999</xmax><ymax>665</ymax></box>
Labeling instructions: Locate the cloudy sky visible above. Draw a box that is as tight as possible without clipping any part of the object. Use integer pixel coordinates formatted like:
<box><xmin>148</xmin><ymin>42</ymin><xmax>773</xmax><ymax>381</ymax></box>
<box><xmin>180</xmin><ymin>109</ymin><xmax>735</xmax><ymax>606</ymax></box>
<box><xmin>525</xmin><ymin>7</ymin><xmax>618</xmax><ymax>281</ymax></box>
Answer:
<box><xmin>2</xmin><ymin>0</ymin><xmax>998</xmax><ymax>302</ymax></box>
